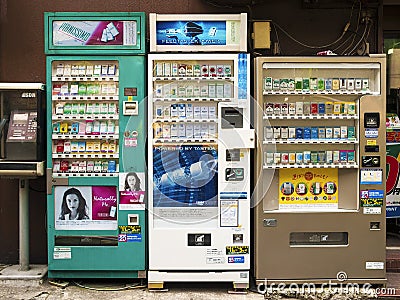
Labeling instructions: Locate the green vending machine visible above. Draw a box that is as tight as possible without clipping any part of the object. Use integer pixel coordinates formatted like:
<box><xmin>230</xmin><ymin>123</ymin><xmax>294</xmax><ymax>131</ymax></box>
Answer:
<box><xmin>44</xmin><ymin>12</ymin><xmax>146</xmax><ymax>278</ymax></box>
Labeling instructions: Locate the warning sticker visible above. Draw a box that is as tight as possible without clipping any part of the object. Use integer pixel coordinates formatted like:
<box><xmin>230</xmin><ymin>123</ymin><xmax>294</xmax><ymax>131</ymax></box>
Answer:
<box><xmin>363</xmin><ymin>207</ymin><xmax>382</xmax><ymax>215</ymax></box>
<box><xmin>118</xmin><ymin>225</ymin><xmax>141</xmax><ymax>234</ymax></box>
<box><xmin>366</xmin><ymin>262</ymin><xmax>384</xmax><ymax>270</ymax></box>
<box><xmin>360</xmin><ymin>190</ymin><xmax>384</xmax><ymax>207</ymax></box>
<box><xmin>53</xmin><ymin>247</ymin><xmax>71</xmax><ymax>260</ymax></box>
<box><xmin>206</xmin><ymin>257</ymin><xmax>225</xmax><ymax>264</ymax></box>
<box><xmin>226</xmin><ymin>245</ymin><xmax>249</xmax><ymax>255</ymax></box>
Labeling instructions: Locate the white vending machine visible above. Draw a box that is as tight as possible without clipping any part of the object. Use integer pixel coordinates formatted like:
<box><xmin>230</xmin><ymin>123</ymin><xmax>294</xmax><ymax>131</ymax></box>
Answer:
<box><xmin>147</xmin><ymin>13</ymin><xmax>253</xmax><ymax>289</ymax></box>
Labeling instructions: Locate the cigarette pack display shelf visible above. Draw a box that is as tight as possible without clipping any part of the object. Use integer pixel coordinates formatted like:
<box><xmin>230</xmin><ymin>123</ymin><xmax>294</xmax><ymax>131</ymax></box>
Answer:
<box><xmin>263</xmin><ymin>140</ymin><xmax>358</xmax><ymax>144</ymax></box>
<box><xmin>153</xmin><ymin>77</ymin><xmax>234</xmax><ymax>81</ymax></box>
<box><xmin>52</xmin><ymin>134</ymin><xmax>119</xmax><ymax>139</ymax></box>
<box><xmin>263</xmin><ymin>90</ymin><xmax>376</xmax><ymax>95</ymax></box>
<box><xmin>154</xmin><ymin>118</ymin><xmax>218</xmax><ymax>123</ymax></box>
<box><xmin>263</xmin><ymin>163</ymin><xmax>358</xmax><ymax>169</ymax></box>
<box><xmin>52</xmin><ymin>172</ymin><xmax>119</xmax><ymax>177</ymax></box>
<box><xmin>52</xmin><ymin>153</ymin><xmax>119</xmax><ymax>159</ymax></box>
<box><xmin>263</xmin><ymin>115</ymin><xmax>359</xmax><ymax>120</ymax></box>
<box><xmin>50</xmin><ymin>61</ymin><xmax>120</xmax><ymax>181</ymax></box>
<box><xmin>154</xmin><ymin>98</ymin><xmax>233</xmax><ymax>102</ymax></box>
<box><xmin>52</xmin><ymin>76</ymin><xmax>119</xmax><ymax>82</ymax></box>
<box><xmin>52</xmin><ymin>114</ymin><xmax>119</xmax><ymax>120</ymax></box>
<box><xmin>53</xmin><ymin>95</ymin><xmax>119</xmax><ymax>101</ymax></box>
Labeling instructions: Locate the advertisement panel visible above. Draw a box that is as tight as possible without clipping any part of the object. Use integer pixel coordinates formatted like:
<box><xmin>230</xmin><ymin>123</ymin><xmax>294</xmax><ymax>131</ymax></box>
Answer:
<box><xmin>279</xmin><ymin>168</ymin><xmax>339</xmax><ymax>210</ymax></box>
<box><xmin>152</xmin><ymin>144</ymin><xmax>218</xmax><ymax>224</ymax></box>
<box><xmin>54</xmin><ymin>186</ymin><xmax>117</xmax><ymax>230</ymax></box>
<box><xmin>52</xmin><ymin>20</ymin><xmax>137</xmax><ymax>46</ymax></box>
<box><xmin>155</xmin><ymin>20</ymin><xmax>237</xmax><ymax>46</ymax></box>
<box><xmin>119</xmin><ymin>172</ymin><xmax>145</xmax><ymax>210</ymax></box>
<box><xmin>149</xmin><ymin>13</ymin><xmax>247</xmax><ymax>52</ymax></box>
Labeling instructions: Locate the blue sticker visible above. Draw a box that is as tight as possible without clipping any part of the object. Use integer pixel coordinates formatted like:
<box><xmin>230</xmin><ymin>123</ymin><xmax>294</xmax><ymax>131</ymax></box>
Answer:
<box><xmin>127</xmin><ymin>234</ymin><xmax>142</xmax><ymax>242</ymax></box>
<box><xmin>367</xmin><ymin>190</ymin><xmax>384</xmax><ymax>198</ymax></box>
<box><xmin>228</xmin><ymin>256</ymin><xmax>245</xmax><ymax>263</ymax></box>
<box><xmin>365</xmin><ymin>128</ymin><xmax>378</xmax><ymax>138</ymax></box>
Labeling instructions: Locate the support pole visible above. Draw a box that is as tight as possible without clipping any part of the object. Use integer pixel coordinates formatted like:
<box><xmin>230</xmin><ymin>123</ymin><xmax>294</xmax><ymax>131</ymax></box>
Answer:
<box><xmin>19</xmin><ymin>178</ymin><xmax>29</xmax><ymax>271</ymax></box>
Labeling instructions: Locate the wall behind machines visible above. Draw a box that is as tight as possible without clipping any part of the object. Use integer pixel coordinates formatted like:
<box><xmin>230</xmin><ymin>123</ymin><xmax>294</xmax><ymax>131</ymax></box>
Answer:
<box><xmin>0</xmin><ymin>0</ymin><xmax>384</xmax><ymax>264</ymax></box>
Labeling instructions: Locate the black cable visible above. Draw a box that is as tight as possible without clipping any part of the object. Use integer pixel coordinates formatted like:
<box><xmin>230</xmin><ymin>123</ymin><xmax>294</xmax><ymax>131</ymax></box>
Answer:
<box><xmin>332</xmin><ymin>20</ymin><xmax>370</xmax><ymax>55</ymax></box>
<box><xmin>340</xmin><ymin>0</ymin><xmax>363</xmax><ymax>54</ymax></box>
<box><xmin>203</xmin><ymin>0</ymin><xmax>234</xmax><ymax>9</ymax></box>
<box><xmin>270</xmin><ymin>0</ymin><xmax>360</xmax><ymax>51</ymax></box>
<box><xmin>246</xmin><ymin>5</ymin><xmax>255</xmax><ymax>55</ymax></box>
<box><xmin>346</xmin><ymin>21</ymin><xmax>371</xmax><ymax>55</ymax></box>
<box><xmin>272</xmin><ymin>21</ymin><xmax>282</xmax><ymax>55</ymax></box>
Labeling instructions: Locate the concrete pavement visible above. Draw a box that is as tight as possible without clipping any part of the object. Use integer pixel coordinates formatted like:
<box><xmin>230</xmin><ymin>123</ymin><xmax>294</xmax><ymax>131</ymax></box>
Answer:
<box><xmin>0</xmin><ymin>279</ymin><xmax>266</xmax><ymax>300</ymax></box>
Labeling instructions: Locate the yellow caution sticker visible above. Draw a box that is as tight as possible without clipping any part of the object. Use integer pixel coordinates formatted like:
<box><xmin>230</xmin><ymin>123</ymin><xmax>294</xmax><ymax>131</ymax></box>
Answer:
<box><xmin>118</xmin><ymin>225</ymin><xmax>141</xmax><ymax>234</ymax></box>
<box><xmin>226</xmin><ymin>245</ymin><xmax>249</xmax><ymax>255</ymax></box>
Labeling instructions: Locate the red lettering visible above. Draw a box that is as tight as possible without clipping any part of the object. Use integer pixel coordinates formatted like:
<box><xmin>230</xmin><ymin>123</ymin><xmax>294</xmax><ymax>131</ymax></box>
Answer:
<box><xmin>387</xmin><ymin>155</ymin><xmax>399</xmax><ymax>194</ymax></box>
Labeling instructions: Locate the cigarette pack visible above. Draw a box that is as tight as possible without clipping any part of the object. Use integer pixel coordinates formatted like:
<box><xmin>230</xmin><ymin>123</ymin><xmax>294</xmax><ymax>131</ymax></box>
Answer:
<box><xmin>303</xmin><ymin>102</ymin><xmax>311</xmax><ymax>115</ymax></box>
<box><xmin>273</xmin><ymin>127</ymin><xmax>281</xmax><ymax>139</ymax></box>
<box><xmin>295</xmin><ymin>78</ymin><xmax>303</xmax><ymax>90</ymax></box>
<box><xmin>318</xmin><ymin>103</ymin><xmax>326</xmax><ymax>114</ymax></box>
<box><xmin>355</xmin><ymin>79</ymin><xmax>362</xmax><ymax>90</ymax></box>
<box><xmin>340</xmin><ymin>126</ymin><xmax>348</xmax><ymax>139</ymax></box>
<box><xmin>318</xmin><ymin>127</ymin><xmax>325</xmax><ymax>139</ymax></box>
<box><xmin>280</xmin><ymin>103</ymin><xmax>288</xmax><ymax>115</ymax></box>
<box><xmin>186</xmin><ymin>85</ymin><xmax>194</xmax><ymax>97</ymax></box>
<box><xmin>295</xmin><ymin>127</ymin><xmax>303</xmax><ymax>139</ymax></box>
<box><xmin>288</xmin><ymin>103</ymin><xmax>296</xmax><ymax>115</ymax></box>
<box><xmin>281</xmin><ymin>126</ymin><xmax>288</xmax><ymax>139</ymax></box>
<box><xmin>325</xmin><ymin>78</ymin><xmax>332</xmax><ymax>91</ymax></box>
<box><xmin>332</xmin><ymin>78</ymin><xmax>340</xmax><ymax>90</ymax></box>
<box><xmin>296</xmin><ymin>102</ymin><xmax>303</xmax><ymax>115</ymax></box>
<box><xmin>264</xmin><ymin>77</ymin><xmax>273</xmax><ymax>90</ymax></box>
<box><xmin>311</xmin><ymin>127</ymin><xmax>318</xmax><ymax>139</ymax></box>
<box><xmin>265</xmin><ymin>103</ymin><xmax>274</xmax><ymax>115</ymax></box>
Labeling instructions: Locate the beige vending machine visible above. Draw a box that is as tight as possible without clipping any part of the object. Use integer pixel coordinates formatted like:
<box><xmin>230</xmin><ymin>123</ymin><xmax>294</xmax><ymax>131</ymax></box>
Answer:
<box><xmin>253</xmin><ymin>55</ymin><xmax>386</xmax><ymax>286</ymax></box>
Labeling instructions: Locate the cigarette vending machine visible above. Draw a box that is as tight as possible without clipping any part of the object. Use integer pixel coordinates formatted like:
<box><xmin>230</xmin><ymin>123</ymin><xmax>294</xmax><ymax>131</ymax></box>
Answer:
<box><xmin>44</xmin><ymin>12</ymin><xmax>146</xmax><ymax>278</ymax></box>
<box><xmin>253</xmin><ymin>55</ymin><xmax>386</xmax><ymax>285</ymax></box>
<box><xmin>147</xmin><ymin>14</ymin><xmax>254</xmax><ymax>289</ymax></box>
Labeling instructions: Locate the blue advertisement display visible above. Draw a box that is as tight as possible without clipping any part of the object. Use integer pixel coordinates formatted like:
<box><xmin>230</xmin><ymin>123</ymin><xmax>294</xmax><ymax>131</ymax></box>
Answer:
<box><xmin>156</xmin><ymin>21</ymin><xmax>227</xmax><ymax>46</ymax></box>
<box><xmin>153</xmin><ymin>144</ymin><xmax>218</xmax><ymax>207</ymax></box>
